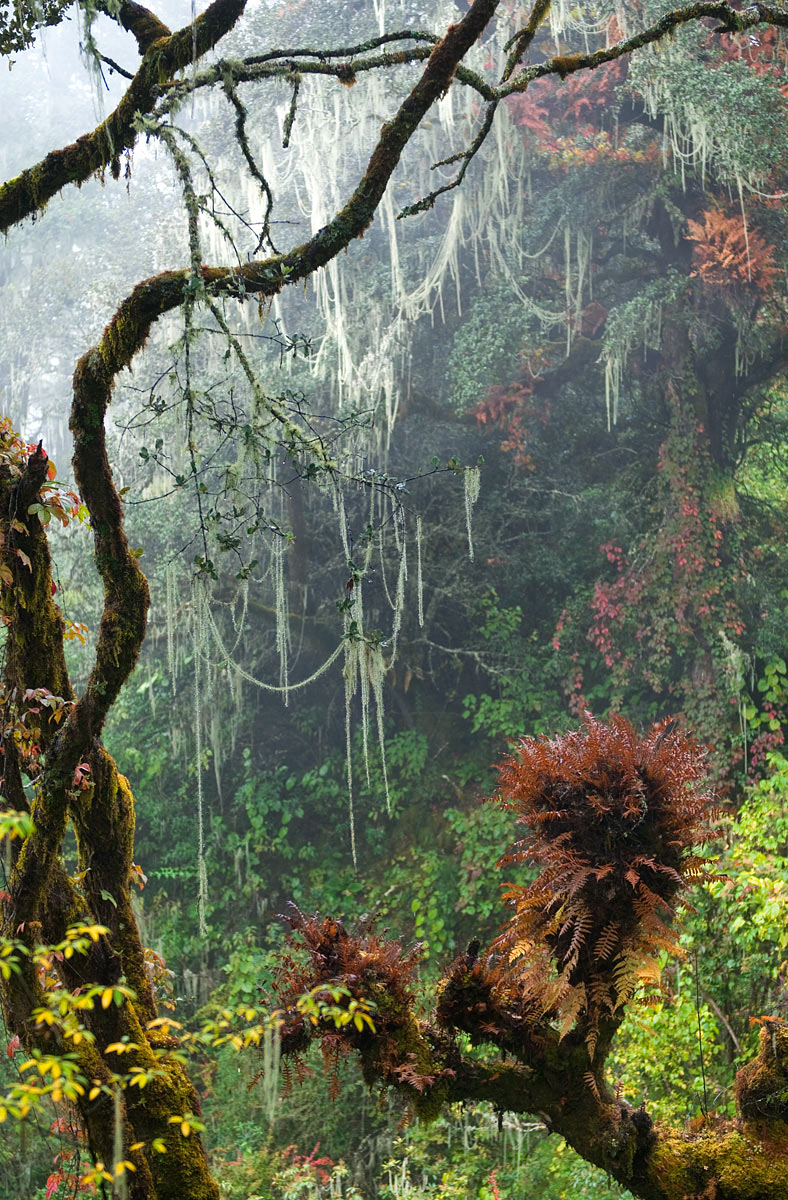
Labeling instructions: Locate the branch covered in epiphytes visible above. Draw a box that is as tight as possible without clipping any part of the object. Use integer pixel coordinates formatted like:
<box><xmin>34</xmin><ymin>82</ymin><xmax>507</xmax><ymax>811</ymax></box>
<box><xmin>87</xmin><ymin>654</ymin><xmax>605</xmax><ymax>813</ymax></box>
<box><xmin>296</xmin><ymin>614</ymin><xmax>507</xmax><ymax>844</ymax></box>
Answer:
<box><xmin>155</xmin><ymin>47</ymin><xmax>496</xmax><ymax>117</ymax></box>
<box><xmin>0</xmin><ymin>0</ymin><xmax>247</xmax><ymax>234</ymax></box>
<box><xmin>268</xmin><ymin>721</ymin><xmax>788</xmax><ymax>1200</ymax></box>
<box><xmin>270</xmin><ymin>910</ymin><xmax>551</xmax><ymax>1122</ymax></box>
<box><xmin>268</xmin><ymin>911</ymin><xmax>664</xmax><ymax>1196</ymax></box>
<box><xmin>501</xmin><ymin>0</ymin><xmax>553</xmax><ymax>82</ymax></box>
<box><xmin>498</xmin><ymin>0</ymin><xmax>788</xmax><ymax>96</ymax></box>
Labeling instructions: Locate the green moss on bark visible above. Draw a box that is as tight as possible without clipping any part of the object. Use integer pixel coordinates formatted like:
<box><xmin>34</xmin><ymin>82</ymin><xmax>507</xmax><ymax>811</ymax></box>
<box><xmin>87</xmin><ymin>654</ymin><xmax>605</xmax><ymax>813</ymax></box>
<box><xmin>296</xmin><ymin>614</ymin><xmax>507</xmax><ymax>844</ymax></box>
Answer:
<box><xmin>648</xmin><ymin>1123</ymin><xmax>788</xmax><ymax>1200</ymax></box>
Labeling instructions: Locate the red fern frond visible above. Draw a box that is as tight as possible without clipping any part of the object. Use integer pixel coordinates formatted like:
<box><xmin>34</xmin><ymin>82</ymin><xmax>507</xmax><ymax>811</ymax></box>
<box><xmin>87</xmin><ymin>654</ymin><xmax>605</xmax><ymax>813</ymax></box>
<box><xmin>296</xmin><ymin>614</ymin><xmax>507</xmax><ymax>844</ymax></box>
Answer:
<box><xmin>492</xmin><ymin>714</ymin><xmax>714</xmax><ymax>1045</ymax></box>
<box><xmin>583</xmin><ymin>1070</ymin><xmax>602</xmax><ymax>1099</ymax></box>
<box><xmin>593</xmin><ymin>921</ymin><xmax>621</xmax><ymax>964</ymax></box>
<box><xmin>687</xmin><ymin>206</ymin><xmax>780</xmax><ymax>290</ymax></box>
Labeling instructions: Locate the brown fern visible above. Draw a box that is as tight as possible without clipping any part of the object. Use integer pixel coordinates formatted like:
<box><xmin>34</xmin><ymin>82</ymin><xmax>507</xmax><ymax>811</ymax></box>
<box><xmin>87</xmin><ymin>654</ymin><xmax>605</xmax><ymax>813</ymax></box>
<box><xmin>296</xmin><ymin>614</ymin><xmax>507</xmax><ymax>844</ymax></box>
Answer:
<box><xmin>687</xmin><ymin>206</ymin><xmax>780</xmax><ymax>290</ymax></box>
<box><xmin>493</xmin><ymin>714</ymin><xmax>714</xmax><ymax>1049</ymax></box>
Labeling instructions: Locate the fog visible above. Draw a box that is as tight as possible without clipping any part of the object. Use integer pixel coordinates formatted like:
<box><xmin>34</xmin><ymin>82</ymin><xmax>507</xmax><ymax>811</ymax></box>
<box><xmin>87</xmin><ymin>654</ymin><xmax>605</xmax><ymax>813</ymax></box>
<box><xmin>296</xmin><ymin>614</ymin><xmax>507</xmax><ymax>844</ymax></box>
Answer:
<box><xmin>3</xmin><ymin>3</ymin><xmax>788</xmax><ymax>1196</ymax></box>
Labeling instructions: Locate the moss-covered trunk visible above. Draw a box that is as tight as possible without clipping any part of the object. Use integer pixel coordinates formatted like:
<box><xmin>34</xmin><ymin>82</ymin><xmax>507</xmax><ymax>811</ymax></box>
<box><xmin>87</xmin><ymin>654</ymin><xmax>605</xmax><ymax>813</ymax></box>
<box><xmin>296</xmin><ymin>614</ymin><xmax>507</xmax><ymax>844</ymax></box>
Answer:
<box><xmin>0</xmin><ymin>426</ymin><xmax>220</xmax><ymax>1199</ymax></box>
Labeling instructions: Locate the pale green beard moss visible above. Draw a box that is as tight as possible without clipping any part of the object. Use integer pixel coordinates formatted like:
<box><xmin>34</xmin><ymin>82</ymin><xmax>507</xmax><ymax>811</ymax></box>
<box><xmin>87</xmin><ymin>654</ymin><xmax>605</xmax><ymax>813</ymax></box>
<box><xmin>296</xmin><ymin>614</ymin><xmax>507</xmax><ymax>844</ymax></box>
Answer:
<box><xmin>464</xmin><ymin>466</ymin><xmax>481</xmax><ymax>561</ymax></box>
<box><xmin>166</xmin><ymin>558</ymin><xmax>178</xmax><ymax>694</ymax></box>
<box><xmin>416</xmin><ymin>515</ymin><xmax>424</xmax><ymax>630</ymax></box>
<box><xmin>273</xmin><ymin>536</ymin><xmax>290</xmax><ymax>703</ymax></box>
<box><xmin>192</xmin><ymin>581</ymin><xmax>209</xmax><ymax>939</ymax></box>
<box><xmin>261</xmin><ymin>1020</ymin><xmax>281</xmax><ymax>1126</ymax></box>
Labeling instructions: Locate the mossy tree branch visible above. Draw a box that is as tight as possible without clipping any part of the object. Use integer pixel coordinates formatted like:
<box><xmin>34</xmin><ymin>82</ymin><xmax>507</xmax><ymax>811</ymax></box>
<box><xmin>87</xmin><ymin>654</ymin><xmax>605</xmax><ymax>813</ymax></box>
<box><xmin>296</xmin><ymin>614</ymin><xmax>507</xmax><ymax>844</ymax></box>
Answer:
<box><xmin>0</xmin><ymin>0</ymin><xmax>246</xmax><ymax>233</ymax></box>
<box><xmin>274</xmin><ymin>916</ymin><xmax>788</xmax><ymax>1200</ymax></box>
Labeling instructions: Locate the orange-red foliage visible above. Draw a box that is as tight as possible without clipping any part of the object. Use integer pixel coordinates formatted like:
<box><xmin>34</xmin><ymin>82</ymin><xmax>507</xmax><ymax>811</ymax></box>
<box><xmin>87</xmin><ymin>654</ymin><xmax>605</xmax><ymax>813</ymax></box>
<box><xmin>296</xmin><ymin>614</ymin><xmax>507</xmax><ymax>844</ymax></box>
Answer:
<box><xmin>687</xmin><ymin>207</ymin><xmax>781</xmax><ymax>290</ymax></box>
<box><xmin>275</xmin><ymin>908</ymin><xmax>419</xmax><ymax>1011</ymax></box>
<box><xmin>493</xmin><ymin>715</ymin><xmax>715</xmax><ymax>1053</ymax></box>
<box><xmin>507</xmin><ymin>18</ymin><xmax>626</xmax><ymax>140</ymax></box>
<box><xmin>715</xmin><ymin>25</ymin><xmax>788</xmax><ymax>77</ymax></box>
<box><xmin>271</xmin><ymin>908</ymin><xmax>421</xmax><ymax>1063</ymax></box>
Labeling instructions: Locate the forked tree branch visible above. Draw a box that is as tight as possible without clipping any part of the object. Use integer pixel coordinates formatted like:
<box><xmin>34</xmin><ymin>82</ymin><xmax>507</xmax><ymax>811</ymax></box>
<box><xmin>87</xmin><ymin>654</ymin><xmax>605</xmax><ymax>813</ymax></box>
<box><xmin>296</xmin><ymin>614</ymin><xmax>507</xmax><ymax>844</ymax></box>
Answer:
<box><xmin>0</xmin><ymin>0</ymin><xmax>246</xmax><ymax>233</ymax></box>
<box><xmin>274</xmin><ymin>916</ymin><xmax>788</xmax><ymax>1200</ymax></box>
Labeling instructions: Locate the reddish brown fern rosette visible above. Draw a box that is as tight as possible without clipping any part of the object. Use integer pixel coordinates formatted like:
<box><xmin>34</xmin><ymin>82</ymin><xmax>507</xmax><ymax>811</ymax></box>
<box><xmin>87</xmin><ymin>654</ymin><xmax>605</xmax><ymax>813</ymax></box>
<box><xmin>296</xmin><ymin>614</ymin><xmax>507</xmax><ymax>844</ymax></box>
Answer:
<box><xmin>493</xmin><ymin>714</ymin><xmax>715</xmax><ymax>1055</ymax></box>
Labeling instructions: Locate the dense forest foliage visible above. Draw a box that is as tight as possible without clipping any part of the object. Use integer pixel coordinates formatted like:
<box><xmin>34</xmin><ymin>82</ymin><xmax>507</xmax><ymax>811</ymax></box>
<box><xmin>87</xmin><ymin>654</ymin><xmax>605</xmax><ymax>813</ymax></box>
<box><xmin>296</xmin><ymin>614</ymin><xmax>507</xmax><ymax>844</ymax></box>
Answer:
<box><xmin>2</xmin><ymin>0</ymin><xmax>788</xmax><ymax>1197</ymax></box>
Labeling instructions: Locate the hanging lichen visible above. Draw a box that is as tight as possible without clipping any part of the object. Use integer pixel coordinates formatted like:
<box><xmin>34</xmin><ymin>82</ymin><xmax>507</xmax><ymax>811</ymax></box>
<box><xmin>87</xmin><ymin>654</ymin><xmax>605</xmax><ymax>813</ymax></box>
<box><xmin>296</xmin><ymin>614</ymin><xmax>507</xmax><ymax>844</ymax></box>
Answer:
<box><xmin>389</xmin><ymin>538</ymin><xmax>407</xmax><ymax>661</ymax></box>
<box><xmin>202</xmin><ymin>598</ymin><xmax>345</xmax><ymax>693</ymax></box>
<box><xmin>166</xmin><ymin>558</ymin><xmax>178</xmax><ymax>694</ymax></box>
<box><xmin>344</xmin><ymin>636</ymin><xmax>358</xmax><ymax>869</ymax></box>
<box><xmin>368</xmin><ymin>641</ymin><xmax>391</xmax><ymax>816</ymax></box>
<box><xmin>416</xmin><ymin>515</ymin><xmax>424</xmax><ymax>629</ymax></box>
<box><xmin>463</xmin><ymin>466</ymin><xmax>481</xmax><ymax>561</ymax></box>
<box><xmin>192</xmin><ymin>581</ymin><xmax>209</xmax><ymax>939</ymax></box>
<box><xmin>599</xmin><ymin>271</ymin><xmax>682</xmax><ymax>427</ymax></box>
<box><xmin>629</xmin><ymin>34</ymin><xmax>786</xmax><ymax>193</ymax></box>
<box><xmin>130</xmin><ymin>13</ymin><xmax>554</xmax><ymax>894</ymax></box>
<box><xmin>273</xmin><ymin>535</ymin><xmax>290</xmax><ymax>704</ymax></box>
<box><xmin>263</xmin><ymin>1020</ymin><xmax>282</xmax><ymax>1125</ymax></box>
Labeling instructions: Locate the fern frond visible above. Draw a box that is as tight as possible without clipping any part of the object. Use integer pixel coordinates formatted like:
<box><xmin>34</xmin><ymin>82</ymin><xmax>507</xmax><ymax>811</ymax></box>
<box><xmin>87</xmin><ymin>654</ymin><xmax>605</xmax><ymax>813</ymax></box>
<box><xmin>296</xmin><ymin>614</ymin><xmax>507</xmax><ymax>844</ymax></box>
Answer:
<box><xmin>593</xmin><ymin>921</ymin><xmax>621</xmax><ymax>963</ymax></box>
<box><xmin>636</xmin><ymin>955</ymin><xmax>662</xmax><ymax>987</ymax></box>
<box><xmin>638</xmin><ymin>991</ymin><xmax>666</xmax><ymax>1008</ymax></box>
<box><xmin>587</xmin><ymin>977</ymin><xmax>614</xmax><ymax>1014</ymax></box>
<box><xmin>611</xmin><ymin>950</ymin><xmax>642</xmax><ymax>1008</ymax></box>
<box><xmin>563</xmin><ymin>909</ymin><xmax>593</xmax><ymax>967</ymax></box>
<box><xmin>558</xmin><ymin>983</ymin><xmax>587</xmax><ymax>1040</ymax></box>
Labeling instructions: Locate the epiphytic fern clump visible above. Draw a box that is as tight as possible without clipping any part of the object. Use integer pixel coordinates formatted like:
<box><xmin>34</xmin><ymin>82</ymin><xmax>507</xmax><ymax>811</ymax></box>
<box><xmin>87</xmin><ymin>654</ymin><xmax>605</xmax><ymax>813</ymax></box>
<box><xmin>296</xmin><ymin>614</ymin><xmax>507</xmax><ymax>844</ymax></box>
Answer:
<box><xmin>494</xmin><ymin>715</ymin><xmax>714</xmax><ymax>1053</ymax></box>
